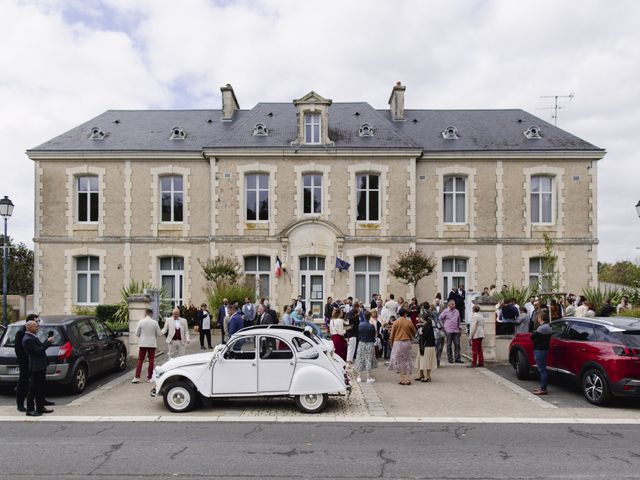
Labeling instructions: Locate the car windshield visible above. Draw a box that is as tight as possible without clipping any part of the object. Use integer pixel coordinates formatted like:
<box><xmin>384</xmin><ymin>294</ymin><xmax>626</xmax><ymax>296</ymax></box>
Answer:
<box><xmin>1</xmin><ymin>324</ymin><xmax>66</xmax><ymax>347</ymax></box>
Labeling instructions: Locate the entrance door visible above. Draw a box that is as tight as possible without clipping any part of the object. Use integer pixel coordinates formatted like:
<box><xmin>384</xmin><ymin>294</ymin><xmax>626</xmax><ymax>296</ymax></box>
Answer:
<box><xmin>442</xmin><ymin>258</ymin><xmax>467</xmax><ymax>294</ymax></box>
<box><xmin>299</xmin><ymin>256</ymin><xmax>325</xmax><ymax>319</ymax></box>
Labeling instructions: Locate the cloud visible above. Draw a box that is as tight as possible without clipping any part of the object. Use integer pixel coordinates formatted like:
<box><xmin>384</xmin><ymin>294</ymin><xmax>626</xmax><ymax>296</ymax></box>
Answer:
<box><xmin>1</xmin><ymin>0</ymin><xmax>639</xmax><ymax>263</ymax></box>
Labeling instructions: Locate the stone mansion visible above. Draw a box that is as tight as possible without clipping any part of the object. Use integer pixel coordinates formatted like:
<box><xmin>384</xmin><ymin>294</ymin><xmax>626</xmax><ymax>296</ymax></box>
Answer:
<box><xmin>28</xmin><ymin>82</ymin><xmax>605</xmax><ymax>316</ymax></box>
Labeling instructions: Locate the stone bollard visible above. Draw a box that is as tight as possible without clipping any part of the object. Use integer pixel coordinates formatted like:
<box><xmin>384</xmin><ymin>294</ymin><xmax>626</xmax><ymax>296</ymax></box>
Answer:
<box><xmin>127</xmin><ymin>294</ymin><xmax>151</xmax><ymax>359</ymax></box>
<box><xmin>473</xmin><ymin>295</ymin><xmax>498</xmax><ymax>363</ymax></box>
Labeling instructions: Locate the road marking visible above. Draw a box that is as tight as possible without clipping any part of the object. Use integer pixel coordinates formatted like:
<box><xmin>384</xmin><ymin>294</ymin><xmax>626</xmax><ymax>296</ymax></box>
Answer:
<box><xmin>477</xmin><ymin>367</ymin><xmax>557</xmax><ymax>409</ymax></box>
<box><xmin>0</xmin><ymin>415</ymin><xmax>639</xmax><ymax>424</ymax></box>
<box><xmin>67</xmin><ymin>372</ymin><xmax>132</xmax><ymax>407</ymax></box>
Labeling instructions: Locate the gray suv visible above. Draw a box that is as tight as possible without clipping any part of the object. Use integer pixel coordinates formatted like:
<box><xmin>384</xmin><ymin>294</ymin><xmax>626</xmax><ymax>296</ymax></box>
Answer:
<box><xmin>0</xmin><ymin>315</ymin><xmax>127</xmax><ymax>393</ymax></box>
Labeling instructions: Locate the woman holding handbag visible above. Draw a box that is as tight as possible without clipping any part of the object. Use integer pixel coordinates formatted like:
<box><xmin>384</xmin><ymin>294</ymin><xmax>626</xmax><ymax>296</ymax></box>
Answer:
<box><xmin>329</xmin><ymin>309</ymin><xmax>347</xmax><ymax>361</ymax></box>
<box><xmin>388</xmin><ymin>308</ymin><xmax>417</xmax><ymax>385</ymax></box>
<box><xmin>415</xmin><ymin>305</ymin><xmax>436</xmax><ymax>382</ymax></box>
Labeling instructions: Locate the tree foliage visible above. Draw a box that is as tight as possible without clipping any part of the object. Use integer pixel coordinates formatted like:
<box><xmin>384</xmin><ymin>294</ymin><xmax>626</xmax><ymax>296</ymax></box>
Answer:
<box><xmin>598</xmin><ymin>259</ymin><xmax>640</xmax><ymax>288</ymax></box>
<box><xmin>200</xmin><ymin>256</ymin><xmax>241</xmax><ymax>284</ymax></box>
<box><xmin>539</xmin><ymin>233</ymin><xmax>560</xmax><ymax>293</ymax></box>
<box><xmin>0</xmin><ymin>236</ymin><xmax>34</xmax><ymax>295</ymax></box>
<box><xmin>389</xmin><ymin>249</ymin><xmax>436</xmax><ymax>289</ymax></box>
<box><xmin>113</xmin><ymin>279</ymin><xmax>170</xmax><ymax>324</ymax></box>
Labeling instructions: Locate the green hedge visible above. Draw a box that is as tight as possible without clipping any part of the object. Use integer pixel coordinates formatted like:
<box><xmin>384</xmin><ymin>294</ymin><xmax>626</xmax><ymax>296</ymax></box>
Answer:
<box><xmin>96</xmin><ymin>304</ymin><xmax>119</xmax><ymax>322</ymax></box>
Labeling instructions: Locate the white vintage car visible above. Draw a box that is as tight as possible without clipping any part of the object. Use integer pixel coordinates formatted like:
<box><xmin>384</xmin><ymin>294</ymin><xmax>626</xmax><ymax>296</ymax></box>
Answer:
<box><xmin>151</xmin><ymin>325</ymin><xmax>350</xmax><ymax>414</ymax></box>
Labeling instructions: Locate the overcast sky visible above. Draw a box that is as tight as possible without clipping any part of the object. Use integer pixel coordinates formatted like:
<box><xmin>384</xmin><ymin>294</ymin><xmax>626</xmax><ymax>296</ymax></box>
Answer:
<box><xmin>1</xmin><ymin>0</ymin><xmax>638</xmax><ymax>263</ymax></box>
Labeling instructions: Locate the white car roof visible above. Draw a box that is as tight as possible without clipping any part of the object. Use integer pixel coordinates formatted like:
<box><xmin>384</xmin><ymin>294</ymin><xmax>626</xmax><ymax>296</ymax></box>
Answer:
<box><xmin>233</xmin><ymin>325</ymin><xmax>316</xmax><ymax>341</ymax></box>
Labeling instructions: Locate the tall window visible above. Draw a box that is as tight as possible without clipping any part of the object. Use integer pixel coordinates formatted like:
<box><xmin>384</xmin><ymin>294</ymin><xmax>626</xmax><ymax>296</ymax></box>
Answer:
<box><xmin>244</xmin><ymin>256</ymin><xmax>270</xmax><ymax>299</ymax></box>
<box><xmin>303</xmin><ymin>174</ymin><xmax>322</xmax><ymax>214</ymax></box>
<box><xmin>531</xmin><ymin>176</ymin><xmax>553</xmax><ymax>223</ymax></box>
<box><xmin>529</xmin><ymin>257</ymin><xmax>553</xmax><ymax>291</ymax></box>
<box><xmin>356</xmin><ymin>174</ymin><xmax>380</xmax><ymax>221</ymax></box>
<box><xmin>246</xmin><ymin>174</ymin><xmax>269</xmax><ymax>221</ymax></box>
<box><xmin>76</xmin><ymin>256</ymin><xmax>99</xmax><ymax>304</ymax></box>
<box><xmin>161</xmin><ymin>175</ymin><xmax>183</xmax><ymax>222</ymax></box>
<box><xmin>77</xmin><ymin>176</ymin><xmax>99</xmax><ymax>222</ymax></box>
<box><xmin>442</xmin><ymin>258</ymin><xmax>467</xmax><ymax>294</ymax></box>
<box><xmin>354</xmin><ymin>256</ymin><xmax>381</xmax><ymax>303</ymax></box>
<box><xmin>160</xmin><ymin>256</ymin><xmax>184</xmax><ymax>307</ymax></box>
<box><xmin>443</xmin><ymin>176</ymin><xmax>466</xmax><ymax>223</ymax></box>
<box><xmin>304</xmin><ymin>113</ymin><xmax>321</xmax><ymax>144</ymax></box>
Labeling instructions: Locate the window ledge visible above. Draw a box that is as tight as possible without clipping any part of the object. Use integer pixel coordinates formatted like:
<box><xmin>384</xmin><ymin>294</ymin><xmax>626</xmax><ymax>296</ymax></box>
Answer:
<box><xmin>245</xmin><ymin>222</ymin><xmax>269</xmax><ymax>230</ymax></box>
<box><xmin>158</xmin><ymin>223</ymin><xmax>183</xmax><ymax>231</ymax></box>
<box><xmin>356</xmin><ymin>222</ymin><xmax>381</xmax><ymax>229</ymax></box>
<box><xmin>532</xmin><ymin>224</ymin><xmax>556</xmax><ymax>230</ymax></box>
<box><xmin>443</xmin><ymin>224</ymin><xmax>469</xmax><ymax>232</ymax></box>
<box><xmin>73</xmin><ymin>223</ymin><xmax>99</xmax><ymax>231</ymax></box>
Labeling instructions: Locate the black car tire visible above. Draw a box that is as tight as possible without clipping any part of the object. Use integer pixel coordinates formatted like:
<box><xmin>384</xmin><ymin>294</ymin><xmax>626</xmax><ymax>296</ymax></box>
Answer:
<box><xmin>582</xmin><ymin>367</ymin><xmax>611</xmax><ymax>406</ymax></box>
<box><xmin>115</xmin><ymin>347</ymin><xmax>127</xmax><ymax>372</ymax></box>
<box><xmin>70</xmin><ymin>365</ymin><xmax>88</xmax><ymax>394</ymax></box>
<box><xmin>163</xmin><ymin>381</ymin><xmax>197</xmax><ymax>413</ymax></box>
<box><xmin>515</xmin><ymin>350</ymin><xmax>530</xmax><ymax>380</ymax></box>
<box><xmin>295</xmin><ymin>393</ymin><xmax>328</xmax><ymax>414</ymax></box>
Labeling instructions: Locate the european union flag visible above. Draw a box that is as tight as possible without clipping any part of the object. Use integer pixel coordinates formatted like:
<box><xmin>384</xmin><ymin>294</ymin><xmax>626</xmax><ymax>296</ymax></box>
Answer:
<box><xmin>335</xmin><ymin>257</ymin><xmax>350</xmax><ymax>271</ymax></box>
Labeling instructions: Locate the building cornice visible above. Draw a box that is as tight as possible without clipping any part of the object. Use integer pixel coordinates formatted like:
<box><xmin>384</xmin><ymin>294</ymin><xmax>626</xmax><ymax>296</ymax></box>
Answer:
<box><xmin>26</xmin><ymin>151</ymin><xmax>204</xmax><ymax>161</ymax></box>
<box><xmin>421</xmin><ymin>150</ymin><xmax>606</xmax><ymax>160</ymax></box>
<box><xmin>202</xmin><ymin>148</ymin><xmax>423</xmax><ymax>158</ymax></box>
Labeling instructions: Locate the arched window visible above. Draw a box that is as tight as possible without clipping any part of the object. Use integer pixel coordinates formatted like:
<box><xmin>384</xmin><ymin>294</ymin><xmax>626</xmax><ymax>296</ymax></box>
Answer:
<box><xmin>76</xmin><ymin>256</ymin><xmax>100</xmax><ymax>305</ymax></box>
<box><xmin>160</xmin><ymin>175</ymin><xmax>183</xmax><ymax>222</ymax></box>
<box><xmin>356</xmin><ymin>173</ymin><xmax>380</xmax><ymax>221</ymax></box>
<box><xmin>531</xmin><ymin>176</ymin><xmax>553</xmax><ymax>224</ymax></box>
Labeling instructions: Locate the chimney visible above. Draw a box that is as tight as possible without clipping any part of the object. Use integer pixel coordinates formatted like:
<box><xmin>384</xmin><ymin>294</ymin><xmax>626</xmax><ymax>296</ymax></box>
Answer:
<box><xmin>220</xmin><ymin>84</ymin><xmax>240</xmax><ymax>121</ymax></box>
<box><xmin>388</xmin><ymin>81</ymin><xmax>406</xmax><ymax>121</ymax></box>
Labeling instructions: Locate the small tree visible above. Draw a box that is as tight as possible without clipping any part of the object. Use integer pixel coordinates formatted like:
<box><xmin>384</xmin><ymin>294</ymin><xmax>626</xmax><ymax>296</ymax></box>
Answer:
<box><xmin>539</xmin><ymin>233</ymin><xmax>560</xmax><ymax>293</ymax></box>
<box><xmin>200</xmin><ymin>256</ymin><xmax>241</xmax><ymax>284</ymax></box>
<box><xmin>389</xmin><ymin>248</ymin><xmax>436</xmax><ymax>291</ymax></box>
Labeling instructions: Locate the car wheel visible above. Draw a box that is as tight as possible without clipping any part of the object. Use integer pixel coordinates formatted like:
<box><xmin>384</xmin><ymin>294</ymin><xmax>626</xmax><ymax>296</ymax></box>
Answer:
<box><xmin>515</xmin><ymin>350</ymin><xmax>530</xmax><ymax>380</ymax></box>
<box><xmin>70</xmin><ymin>365</ymin><xmax>88</xmax><ymax>394</ymax></box>
<box><xmin>295</xmin><ymin>393</ymin><xmax>328</xmax><ymax>414</ymax></box>
<box><xmin>115</xmin><ymin>348</ymin><xmax>127</xmax><ymax>372</ymax></box>
<box><xmin>582</xmin><ymin>368</ymin><xmax>611</xmax><ymax>406</ymax></box>
<box><xmin>163</xmin><ymin>381</ymin><xmax>197</xmax><ymax>413</ymax></box>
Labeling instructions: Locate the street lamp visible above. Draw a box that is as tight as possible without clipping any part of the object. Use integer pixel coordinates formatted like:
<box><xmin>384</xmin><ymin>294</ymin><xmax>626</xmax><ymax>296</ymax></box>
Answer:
<box><xmin>636</xmin><ymin>200</ymin><xmax>640</xmax><ymax>218</ymax></box>
<box><xmin>0</xmin><ymin>196</ymin><xmax>14</xmax><ymax>327</ymax></box>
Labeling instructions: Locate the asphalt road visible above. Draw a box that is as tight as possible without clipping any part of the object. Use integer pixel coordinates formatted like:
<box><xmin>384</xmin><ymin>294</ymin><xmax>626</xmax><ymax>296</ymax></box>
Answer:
<box><xmin>488</xmin><ymin>363</ymin><xmax>640</xmax><ymax>410</ymax></box>
<box><xmin>1</xmin><ymin>422</ymin><xmax>640</xmax><ymax>479</ymax></box>
<box><xmin>0</xmin><ymin>366</ymin><xmax>132</xmax><ymax>407</ymax></box>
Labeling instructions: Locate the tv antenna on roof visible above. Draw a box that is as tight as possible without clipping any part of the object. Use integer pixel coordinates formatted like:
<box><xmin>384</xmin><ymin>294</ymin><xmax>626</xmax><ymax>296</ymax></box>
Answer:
<box><xmin>539</xmin><ymin>93</ymin><xmax>574</xmax><ymax>126</ymax></box>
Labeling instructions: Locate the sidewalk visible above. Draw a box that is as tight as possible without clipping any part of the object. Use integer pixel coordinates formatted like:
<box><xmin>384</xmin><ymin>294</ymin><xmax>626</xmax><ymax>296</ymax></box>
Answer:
<box><xmin>1</xmin><ymin>330</ymin><xmax>639</xmax><ymax>422</ymax></box>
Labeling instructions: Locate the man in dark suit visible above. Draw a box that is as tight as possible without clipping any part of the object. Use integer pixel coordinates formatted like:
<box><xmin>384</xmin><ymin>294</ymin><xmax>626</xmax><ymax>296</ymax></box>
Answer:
<box><xmin>15</xmin><ymin>314</ymin><xmax>54</xmax><ymax>412</ymax></box>
<box><xmin>257</xmin><ymin>304</ymin><xmax>274</xmax><ymax>325</ymax></box>
<box><xmin>22</xmin><ymin>320</ymin><xmax>54</xmax><ymax>416</ymax></box>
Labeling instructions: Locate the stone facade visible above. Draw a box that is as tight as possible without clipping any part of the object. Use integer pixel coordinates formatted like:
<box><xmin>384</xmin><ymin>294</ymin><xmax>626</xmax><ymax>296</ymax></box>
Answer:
<box><xmin>28</xmin><ymin>84</ymin><xmax>605</xmax><ymax>316</ymax></box>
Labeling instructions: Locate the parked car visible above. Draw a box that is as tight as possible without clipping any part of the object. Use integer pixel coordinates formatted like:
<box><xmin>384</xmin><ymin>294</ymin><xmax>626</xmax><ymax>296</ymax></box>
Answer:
<box><xmin>0</xmin><ymin>315</ymin><xmax>127</xmax><ymax>393</ymax></box>
<box><xmin>509</xmin><ymin>316</ymin><xmax>640</xmax><ymax>405</ymax></box>
<box><xmin>151</xmin><ymin>324</ymin><xmax>350</xmax><ymax>414</ymax></box>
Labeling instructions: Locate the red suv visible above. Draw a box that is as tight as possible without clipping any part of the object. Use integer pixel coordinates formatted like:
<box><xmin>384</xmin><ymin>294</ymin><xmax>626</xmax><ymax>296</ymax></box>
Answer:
<box><xmin>509</xmin><ymin>316</ymin><xmax>640</xmax><ymax>405</ymax></box>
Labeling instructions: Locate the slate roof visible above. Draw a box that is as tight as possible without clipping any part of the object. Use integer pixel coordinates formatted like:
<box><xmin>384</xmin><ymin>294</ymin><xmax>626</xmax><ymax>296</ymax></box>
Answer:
<box><xmin>29</xmin><ymin>103</ymin><xmax>602</xmax><ymax>153</ymax></box>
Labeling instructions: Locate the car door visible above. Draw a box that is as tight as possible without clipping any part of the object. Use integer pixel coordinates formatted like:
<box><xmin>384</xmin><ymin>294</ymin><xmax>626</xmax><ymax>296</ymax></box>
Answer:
<box><xmin>563</xmin><ymin>321</ymin><xmax>599</xmax><ymax>376</ymax></box>
<box><xmin>74</xmin><ymin>319</ymin><xmax>103</xmax><ymax>375</ymax></box>
<box><xmin>257</xmin><ymin>335</ymin><xmax>295</xmax><ymax>393</ymax></box>
<box><xmin>547</xmin><ymin>320</ymin><xmax>568</xmax><ymax>373</ymax></box>
<box><xmin>90</xmin><ymin>318</ymin><xmax>117</xmax><ymax>371</ymax></box>
<box><xmin>211</xmin><ymin>336</ymin><xmax>257</xmax><ymax>394</ymax></box>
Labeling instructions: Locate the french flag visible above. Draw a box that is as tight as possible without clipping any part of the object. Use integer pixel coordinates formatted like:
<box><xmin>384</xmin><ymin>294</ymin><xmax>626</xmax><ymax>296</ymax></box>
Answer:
<box><xmin>275</xmin><ymin>256</ymin><xmax>283</xmax><ymax>278</ymax></box>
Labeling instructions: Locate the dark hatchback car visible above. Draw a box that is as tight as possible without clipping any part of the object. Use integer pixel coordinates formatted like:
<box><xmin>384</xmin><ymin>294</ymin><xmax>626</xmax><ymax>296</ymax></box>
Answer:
<box><xmin>0</xmin><ymin>315</ymin><xmax>127</xmax><ymax>393</ymax></box>
<box><xmin>509</xmin><ymin>316</ymin><xmax>640</xmax><ymax>405</ymax></box>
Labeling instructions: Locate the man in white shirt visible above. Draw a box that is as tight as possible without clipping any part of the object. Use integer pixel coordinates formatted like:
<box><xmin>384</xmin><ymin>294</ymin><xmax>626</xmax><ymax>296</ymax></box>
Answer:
<box><xmin>162</xmin><ymin>308</ymin><xmax>190</xmax><ymax>359</ymax></box>
<box><xmin>384</xmin><ymin>294</ymin><xmax>399</xmax><ymax>318</ymax></box>
<box><xmin>132</xmin><ymin>308</ymin><xmax>163</xmax><ymax>383</ymax></box>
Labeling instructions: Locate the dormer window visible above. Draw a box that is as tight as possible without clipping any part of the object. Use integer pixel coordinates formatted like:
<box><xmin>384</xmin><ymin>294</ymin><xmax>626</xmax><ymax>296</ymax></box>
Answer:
<box><xmin>292</xmin><ymin>91</ymin><xmax>333</xmax><ymax>147</ymax></box>
<box><xmin>170</xmin><ymin>127</ymin><xmax>186</xmax><ymax>140</ymax></box>
<box><xmin>89</xmin><ymin>127</ymin><xmax>106</xmax><ymax>140</ymax></box>
<box><xmin>442</xmin><ymin>126</ymin><xmax>459</xmax><ymax>140</ymax></box>
<box><xmin>359</xmin><ymin>123</ymin><xmax>374</xmax><ymax>137</ymax></box>
<box><xmin>253</xmin><ymin>123</ymin><xmax>269</xmax><ymax>136</ymax></box>
<box><xmin>304</xmin><ymin>113</ymin><xmax>321</xmax><ymax>144</ymax></box>
<box><xmin>524</xmin><ymin>125</ymin><xmax>542</xmax><ymax>139</ymax></box>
